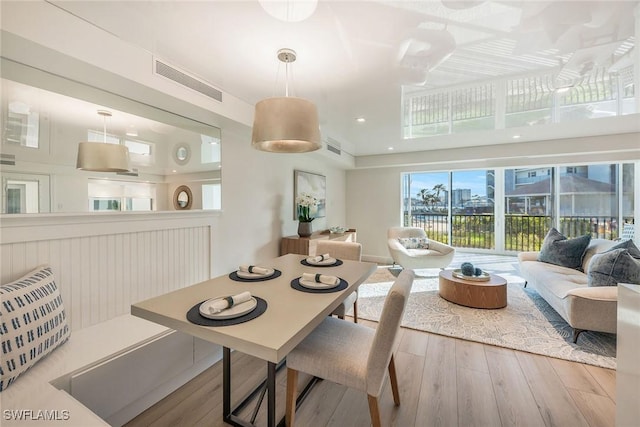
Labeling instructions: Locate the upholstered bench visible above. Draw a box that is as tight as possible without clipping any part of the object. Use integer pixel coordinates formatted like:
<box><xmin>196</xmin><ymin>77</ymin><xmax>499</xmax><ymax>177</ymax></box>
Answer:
<box><xmin>1</xmin><ymin>266</ymin><xmax>219</xmax><ymax>426</ymax></box>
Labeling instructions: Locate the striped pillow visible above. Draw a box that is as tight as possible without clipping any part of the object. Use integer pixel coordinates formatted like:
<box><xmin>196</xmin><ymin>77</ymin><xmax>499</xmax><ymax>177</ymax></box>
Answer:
<box><xmin>0</xmin><ymin>265</ymin><xmax>70</xmax><ymax>391</ymax></box>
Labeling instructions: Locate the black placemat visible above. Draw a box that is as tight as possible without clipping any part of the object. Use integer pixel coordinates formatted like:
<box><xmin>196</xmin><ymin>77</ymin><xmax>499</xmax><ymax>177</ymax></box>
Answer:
<box><xmin>186</xmin><ymin>297</ymin><xmax>267</xmax><ymax>326</ymax></box>
<box><xmin>300</xmin><ymin>259</ymin><xmax>344</xmax><ymax>267</ymax></box>
<box><xmin>228</xmin><ymin>269</ymin><xmax>282</xmax><ymax>282</ymax></box>
<box><xmin>290</xmin><ymin>278</ymin><xmax>348</xmax><ymax>293</ymax></box>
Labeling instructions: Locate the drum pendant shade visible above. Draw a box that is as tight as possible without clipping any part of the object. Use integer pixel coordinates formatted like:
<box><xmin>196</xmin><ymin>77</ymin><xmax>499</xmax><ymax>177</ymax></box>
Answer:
<box><xmin>76</xmin><ymin>142</ymin><xmax>130</xmax><ymax>172</ymax></box>
<box><xmin>251</xmin><ymin>97</ymin><xmax>321</xmax><ymax>153</ymax></box>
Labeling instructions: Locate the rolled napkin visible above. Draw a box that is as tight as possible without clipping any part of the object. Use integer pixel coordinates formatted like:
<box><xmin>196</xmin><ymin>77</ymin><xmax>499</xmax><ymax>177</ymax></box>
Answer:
<box><xmin>308</xmin><ymin>253</ymin><xmax>332</xmax><ymax>263</ymax></box>
<box><xmin>301</xmin><ymin>272</ymin><xmax>339</xmax><ymax>286</ymax></box>
<box><xmin>208</xmin><ymin>291</ymin><xmax>252</xmax><ymax>314</ymax></box>
<box><xmin>238</xmin><ymin>265</ymin><xmax>271</xmax><ymax>275</ymax></box>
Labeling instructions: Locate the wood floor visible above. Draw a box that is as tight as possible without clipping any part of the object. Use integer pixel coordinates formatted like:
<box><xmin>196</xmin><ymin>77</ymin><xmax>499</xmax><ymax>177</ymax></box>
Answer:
<box><xmin>125</xmin><ymin>318</ymin><xmax>616</xmax><ymax>427</ymax></box>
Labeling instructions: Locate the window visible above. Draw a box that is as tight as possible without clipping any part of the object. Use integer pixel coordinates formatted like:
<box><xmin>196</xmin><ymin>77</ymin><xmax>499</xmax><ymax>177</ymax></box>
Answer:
<box><xmin>403</xmin><ymin>163</ymin><xmax>634</xmax><ymax>253</ymax></box>
<box><xmin>88</xmin><ymin>180</ymin><xmax>155</xmax><ymax>212</ymax></box>
<box><xmin>124</xmin><ymin>139</ymin><xmax>152</xmax><ymax>156</ymax></box>
<box><xmin>202</xmin><ymin>183</ymin><xmax>221</xmax><ymax>210</ymax></box>
<box><xmin>87</xmin><ymin>130</ymin><xmax>119</xmax><ymax>144</ymax></box>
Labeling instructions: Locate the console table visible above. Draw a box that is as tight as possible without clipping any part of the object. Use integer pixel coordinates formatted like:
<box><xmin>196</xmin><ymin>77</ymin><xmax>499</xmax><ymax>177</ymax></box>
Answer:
<box><xmin>280</xmin><ymin>228</ymin><xmax>356</xmax><ymax>256</ymax></box>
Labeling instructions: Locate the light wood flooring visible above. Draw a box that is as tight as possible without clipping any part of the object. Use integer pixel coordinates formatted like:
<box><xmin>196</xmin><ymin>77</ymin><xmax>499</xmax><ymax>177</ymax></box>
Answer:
<box><xmin>125</xmin><ymin>319</ymin><xmax>616</xmax><ymax>427</ymax></box>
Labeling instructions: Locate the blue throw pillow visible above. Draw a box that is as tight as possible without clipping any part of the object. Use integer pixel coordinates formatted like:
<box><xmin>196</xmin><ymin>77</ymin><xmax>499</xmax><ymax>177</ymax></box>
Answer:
<box><xmin>607</xmin><ymin>239</ymin><xmax>640</xmax><ymax>258</ymax></box>
<box><xmin>537</xmin><ymin>228</ymin><xmax>591</xmax><ymax>270</ymax></box>
<box><xmin>588</xmin><ymin>248</ymin><xmax>640</xmax><ymax>287</ymax></box>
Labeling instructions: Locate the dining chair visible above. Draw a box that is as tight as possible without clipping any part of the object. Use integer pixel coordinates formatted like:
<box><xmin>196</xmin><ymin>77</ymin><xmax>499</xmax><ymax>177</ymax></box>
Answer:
<box><xmin>285</xmin><ymin>269</ymin><xmax>414</xmax><ymax>427</ymax></box>
<box><xmin>315</xmin><ymin>240</ymin><xmax>362</xmax><ymax>322</ymax></box>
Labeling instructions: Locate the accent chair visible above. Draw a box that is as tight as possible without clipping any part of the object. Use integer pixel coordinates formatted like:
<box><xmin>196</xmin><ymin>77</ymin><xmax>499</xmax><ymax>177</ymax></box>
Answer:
<box><xmin>387</xmin><ymin>226</ymin><xmax>455</xmax><ymax>270</ymax></box>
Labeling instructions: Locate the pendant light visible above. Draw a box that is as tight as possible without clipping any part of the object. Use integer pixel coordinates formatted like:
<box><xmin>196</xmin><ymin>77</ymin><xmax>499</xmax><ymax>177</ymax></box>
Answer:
<box><xmin>76</xmin><ymin>110</ymin><xmax>130</xmax><ymax>172</ymax></box>
<box><xmin>251</xmin><ymin>48</ymin><xmax>321</xmax><ymax>153</ymax></box>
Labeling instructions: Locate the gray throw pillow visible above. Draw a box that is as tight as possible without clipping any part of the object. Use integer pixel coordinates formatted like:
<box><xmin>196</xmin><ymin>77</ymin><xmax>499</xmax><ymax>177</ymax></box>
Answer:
<box><xmin>588</xmin><ymin>248</ymin><xmax>640</xmax><ymax>287</ymax></box>
<box><xmin>537</xmin><ymin>228</ymin><xmax>591</xmax><ymax>270</ymax></box>
<box><xmin>608</xmin><ymin>239</ymin><xmax>640</xmax><ymax>258</ymax></box>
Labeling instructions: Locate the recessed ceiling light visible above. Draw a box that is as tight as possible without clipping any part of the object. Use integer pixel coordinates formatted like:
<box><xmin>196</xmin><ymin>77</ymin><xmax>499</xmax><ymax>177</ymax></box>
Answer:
<box><xmin>388</xmin><ymin>147</ymin><xmax>394</xmax><ymax>150</ymax></box>
<box><xmin>512</xmin><ymin>134</ymin><xmax>521</xmax><ymax>139</ymax></box>
<box><xmin>172</xmin><ymin>169</ymin><xmax>177</xmax><ymax>173</ymax></box>
<box><xmin>356</xmin><ymin>117</ymin><xmax>366</xmax><ymax>123</ymax></box>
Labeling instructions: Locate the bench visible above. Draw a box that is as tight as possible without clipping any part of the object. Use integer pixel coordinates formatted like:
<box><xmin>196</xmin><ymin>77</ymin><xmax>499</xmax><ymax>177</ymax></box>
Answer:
<box><xmin>2</xmin><ymin>313</ymin><xmax>221</xmax><ymax>426</ymax></box>
<box><xmin>1</xmin><ymin>262</ymin><xmax>221</xmax><ymax>427</ymax></box>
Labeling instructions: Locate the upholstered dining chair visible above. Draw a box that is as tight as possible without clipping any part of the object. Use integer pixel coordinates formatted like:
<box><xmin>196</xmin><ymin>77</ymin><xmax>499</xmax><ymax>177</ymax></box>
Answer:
<box><xmin>285</xmin><ymin>269</ymin><xmax>415</xmax><ymax>427</ymax></box>
<box><xmin>387</xmin><ymin>226</ymin><xmax>455</xmax><ymax>270</ymax></box>
<box><xmin>315</xmin><ymin>240</ymin><xmax>362</xmax><ymax>322</ymax></box>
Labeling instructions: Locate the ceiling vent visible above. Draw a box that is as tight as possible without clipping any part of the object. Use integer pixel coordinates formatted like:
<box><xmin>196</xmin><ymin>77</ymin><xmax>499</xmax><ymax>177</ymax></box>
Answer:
<box><xmin>154</xmin><ymin>58</ymin><xmax>223</xmax><ymax>102</ymax></box>
<box><xmin>326</xmin><ymin>137</ymin><xmax>342</xmax><ymax>155</ymax></box>
<box><xmin>116</xmin><ymin>168</ymin><xmax>139</xmax><ymax>177</ymax></box>
<box><xmin>0</xmin><ymin>153</ymin><xmax>16</xmax><ymax>165</ymax></box>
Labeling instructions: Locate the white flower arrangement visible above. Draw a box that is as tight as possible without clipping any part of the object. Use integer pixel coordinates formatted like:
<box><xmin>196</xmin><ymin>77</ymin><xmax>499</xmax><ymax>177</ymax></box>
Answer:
<box><xmin>296</xmin><ymin>193</ymin><xmax>318</xmax><ymax>222</ymax></box>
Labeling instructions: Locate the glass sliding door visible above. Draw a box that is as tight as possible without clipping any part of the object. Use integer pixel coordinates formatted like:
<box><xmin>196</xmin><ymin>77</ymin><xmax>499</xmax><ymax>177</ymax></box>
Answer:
<box><xmin>451</xmin><ymin>170</ymin><xmax>495</xmax><ymax>249</ymax></box>
<box><xmin>402</xmin><ymin>172</ymin><xmax>449</xmax><ymax>244</ymax></box>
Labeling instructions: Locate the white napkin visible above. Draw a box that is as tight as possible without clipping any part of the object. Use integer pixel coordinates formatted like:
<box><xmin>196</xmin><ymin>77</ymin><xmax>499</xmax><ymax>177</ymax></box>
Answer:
<box><xmin>301</xmin><ymin>273</ymin><xmax>339</xmax><ymax>286</ymax></box>
<box><xmin>238</xmin><ymin>265</ymin><xmax>271</xmax><ymax>275</ymax></box>
<box><xmin>208</xmin><ymin>291</ymin><xmax>252</xmax><ymax>314</ymax></box>
<box><xmin>308</xmin><ymin>253</ymin><xmax>331</xmax><ymax>263</ymax></box>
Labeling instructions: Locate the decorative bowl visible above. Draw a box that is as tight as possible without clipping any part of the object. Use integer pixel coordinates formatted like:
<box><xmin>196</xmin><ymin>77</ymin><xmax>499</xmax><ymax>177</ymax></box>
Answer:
<box><xmin>452</xmin><ymin>269</ymin><xmax>491</xmax><ymax>282</ymax></box>
<box><xmin>329</xmin><ymin>226</ymin><xmax>346</xmax><ymax>234</ymax></box>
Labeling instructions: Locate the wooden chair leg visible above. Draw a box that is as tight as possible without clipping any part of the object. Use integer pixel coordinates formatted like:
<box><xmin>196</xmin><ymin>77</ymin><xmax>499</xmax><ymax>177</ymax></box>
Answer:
<box><xmin>286</xmin><ymin>368</ymin><xmax>298</xmax><ymax>427</ymax></box>
<box><xmin>388</xmin><ymin>354</ymin><xmax>400</xmax><ymax>405</ymax></box>
<box><xmin>367</xmin><ymin>395</ymin><xmax>382</xmax><ymax>427</ymax></box>
<box><xmin>353</xmin><ymin>300</ymin><xmax>358</xmax><ymax>323</ymax></box>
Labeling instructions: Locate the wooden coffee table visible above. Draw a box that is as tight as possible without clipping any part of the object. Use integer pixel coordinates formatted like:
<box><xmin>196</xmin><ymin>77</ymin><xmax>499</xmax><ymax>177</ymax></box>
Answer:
<box><xmin>438</xmin><ymin>270</ymin><xmax>507</xmax><ymax>309</ymax></box>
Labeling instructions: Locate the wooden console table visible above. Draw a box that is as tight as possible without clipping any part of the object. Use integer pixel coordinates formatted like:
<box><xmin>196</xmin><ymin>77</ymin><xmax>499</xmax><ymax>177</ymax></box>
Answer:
<box><xmin>280</xmin><ymin>228</ymin><xmax>356</xmax><ymax>256</ymax></box>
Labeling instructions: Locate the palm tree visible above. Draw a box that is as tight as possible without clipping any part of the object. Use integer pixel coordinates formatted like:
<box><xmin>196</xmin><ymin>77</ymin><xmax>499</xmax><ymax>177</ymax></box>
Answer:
<box><xmin>432</xmin><ymin>183</ymin><xmax>446</xmax><ymax>206</ymax></box>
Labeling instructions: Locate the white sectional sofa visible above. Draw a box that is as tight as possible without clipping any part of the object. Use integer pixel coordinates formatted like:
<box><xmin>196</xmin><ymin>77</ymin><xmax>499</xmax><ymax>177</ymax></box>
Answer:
<box><xmin>518</xmin><ymin>238</ymin><xmax>619</xmax><ymax>343</ymax></box>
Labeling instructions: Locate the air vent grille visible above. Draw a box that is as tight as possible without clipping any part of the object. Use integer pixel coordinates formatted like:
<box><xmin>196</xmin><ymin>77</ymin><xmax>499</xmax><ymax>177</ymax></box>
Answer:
<box><xmin>117</xmin><ymin>168</ymin><xmax>139</xmax><ymax>177</ymax></box>
<box><xmin>326</xmin><ymin>137</ymin><xmax>341</xmax><ymax>155</ymax></box>
<box><xmin>154</xmin><ymin>59</ymin><xmax>222</xmax><ymax>102</ymax></box>
<box><xmin>0</xmin><ymin>153</ymin><xmax>16</xmax><ymax>165</ymax></box>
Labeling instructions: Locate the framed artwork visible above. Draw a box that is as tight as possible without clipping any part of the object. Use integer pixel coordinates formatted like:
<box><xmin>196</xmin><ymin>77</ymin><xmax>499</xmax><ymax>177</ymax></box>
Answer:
<box><xmin>294</xmin><ymin>170</ymin><xmax>326</xmax><ymax>220</ymax></box>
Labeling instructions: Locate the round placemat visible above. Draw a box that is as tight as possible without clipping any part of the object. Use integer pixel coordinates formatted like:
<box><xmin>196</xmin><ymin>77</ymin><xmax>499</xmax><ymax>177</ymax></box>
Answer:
<box><xmin>290</xmin><ymin>278</ymin><xmax>348</xmax><ymax>293</ymax></box>
<box><xmin>228</xmin><ymin>269</ymin><xmax>282</xmax><ymax>282</ymax></box>
<box><xmin>300</xmin><ymin>259</ymin><xmax>344</xmax><ymax>267</ymax></box>
<box><xmin>186</xmin><ymin>297</ymin><xmax>267</xmax><ymax>326</ymax></box>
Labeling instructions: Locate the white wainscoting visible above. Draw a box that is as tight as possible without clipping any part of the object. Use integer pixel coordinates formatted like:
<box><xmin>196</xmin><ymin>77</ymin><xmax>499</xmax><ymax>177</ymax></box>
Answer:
<box><xmin>0</xmin><ymin>211</ymin><xmax>219</xmax><ymax>331</ymax></box>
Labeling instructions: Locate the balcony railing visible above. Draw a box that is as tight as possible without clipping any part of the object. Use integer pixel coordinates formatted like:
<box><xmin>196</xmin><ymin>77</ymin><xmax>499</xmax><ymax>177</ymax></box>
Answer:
<box><xmin>405</xmin><ymin>212</ymin><xmax>631</xmax><ymax>252</ymax></box>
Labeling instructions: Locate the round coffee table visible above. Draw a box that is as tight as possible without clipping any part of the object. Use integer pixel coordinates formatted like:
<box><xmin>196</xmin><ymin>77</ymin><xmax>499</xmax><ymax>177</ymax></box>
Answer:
<box><xmin>438</xmin><ymin>270</ymin><xmax>507</xmax><ymax>309</ymax></box>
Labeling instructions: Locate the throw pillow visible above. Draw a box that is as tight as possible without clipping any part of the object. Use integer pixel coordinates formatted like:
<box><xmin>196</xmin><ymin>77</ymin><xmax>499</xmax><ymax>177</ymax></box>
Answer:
<box><xmin>607</xmin><ymin>239</ymin><xmax>640</xmax><ymax>258</ymax></box>
<box><xmin>0</xmin><ymin>265</ymin><xmax>70</xmax><ymax>391</ymax></box>
<box><xmin>398</xmin><ymin>237</ymin><xmax>430</xmax><ymax>250</ymax></box>
<box><xmin>588</xmin><ymin>248</ymin><xmax>640</xmax><ymax>287</ymax></box>
<box><xmin>537</xmin><ymin>228</ymin><xmax>591</xmax><ymax>270</ymax></box>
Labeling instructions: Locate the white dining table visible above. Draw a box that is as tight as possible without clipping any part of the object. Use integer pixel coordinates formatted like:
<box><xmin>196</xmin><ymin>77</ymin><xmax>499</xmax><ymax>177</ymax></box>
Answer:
<box><xmin>131</xmin><ymin>253</ymin><xmax>377</xmax><ymax>427</ymax></box>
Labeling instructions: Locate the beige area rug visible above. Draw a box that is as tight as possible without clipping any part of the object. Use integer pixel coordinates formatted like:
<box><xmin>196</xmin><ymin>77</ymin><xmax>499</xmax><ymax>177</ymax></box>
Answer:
<box><xmin>356</xmin><ymin>257</ymin><xmax>616</xmax><ymax>369</ymax></box>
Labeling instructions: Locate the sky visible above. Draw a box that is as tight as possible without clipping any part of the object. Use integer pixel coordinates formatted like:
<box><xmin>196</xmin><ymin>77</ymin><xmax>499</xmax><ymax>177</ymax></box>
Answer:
<box><xmin>408</xmin><ymin>170</ymin><xmax>490</xmax><ymax>199</ymax></box>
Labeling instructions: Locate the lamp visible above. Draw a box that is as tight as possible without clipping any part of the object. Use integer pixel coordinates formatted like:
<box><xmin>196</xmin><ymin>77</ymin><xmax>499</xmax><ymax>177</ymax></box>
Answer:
<box><xmin>258</xmin><ymin>0</ymin><xmax>318</xmax><ymax>22</ymax></box>
<box><xmin>251</xmin><ymin>48</ymin><xmax>321</xmax><ymax>153</ymax></box>
<box><xmin>77</xmin><ymin>110</ymin><xmax>130</xmax><ymax>172</ymax></box>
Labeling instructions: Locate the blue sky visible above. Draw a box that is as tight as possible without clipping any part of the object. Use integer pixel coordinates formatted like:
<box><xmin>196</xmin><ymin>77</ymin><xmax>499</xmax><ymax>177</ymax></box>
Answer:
<box><xmin>408</xmin><ymin>170</ymin><xmax>490</xmax><ymax>198</ymax></box>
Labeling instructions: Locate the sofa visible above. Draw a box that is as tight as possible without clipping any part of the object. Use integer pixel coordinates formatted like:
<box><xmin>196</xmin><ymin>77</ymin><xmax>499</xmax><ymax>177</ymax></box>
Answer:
<box><xmin>518</xmin><ymin>238</ymin><xmax>620</xmax><ymax>343</ymax></box>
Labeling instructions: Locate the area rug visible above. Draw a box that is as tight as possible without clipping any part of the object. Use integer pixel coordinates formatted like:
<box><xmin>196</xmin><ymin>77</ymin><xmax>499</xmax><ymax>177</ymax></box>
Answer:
<box><xmin>356</xmin><ymin>261</ymin><xmax>616</xmax><ymax>369</ymax></box>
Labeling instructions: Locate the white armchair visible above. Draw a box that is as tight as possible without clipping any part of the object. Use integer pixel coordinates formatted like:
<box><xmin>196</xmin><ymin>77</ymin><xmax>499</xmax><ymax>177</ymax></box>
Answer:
<box><xmin>387</xmin><ymin>227</ymin><xmax>455</xmax><ymax>270</ymax></box>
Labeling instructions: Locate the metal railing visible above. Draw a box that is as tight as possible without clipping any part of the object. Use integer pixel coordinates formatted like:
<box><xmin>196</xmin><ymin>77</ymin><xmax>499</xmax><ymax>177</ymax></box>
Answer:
<box><xmin>405</xmin><ymin>212</ymin><xmax>631</xmax><ymax>252</ymax></box>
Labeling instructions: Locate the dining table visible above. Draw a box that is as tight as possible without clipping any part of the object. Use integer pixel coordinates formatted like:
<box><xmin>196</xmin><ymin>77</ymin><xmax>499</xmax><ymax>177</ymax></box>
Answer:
<box><xmin>131</xmin><ymin>253</ymin><xmax>377</xmax><ymax>427</ymax></box>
